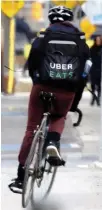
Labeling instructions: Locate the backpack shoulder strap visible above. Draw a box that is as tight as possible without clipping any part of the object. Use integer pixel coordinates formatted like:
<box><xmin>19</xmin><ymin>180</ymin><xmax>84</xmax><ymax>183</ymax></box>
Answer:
<box><xmin>38</xmin><ymin>31</ymin><xmax>45</xmax><ymax>38</ymax></box>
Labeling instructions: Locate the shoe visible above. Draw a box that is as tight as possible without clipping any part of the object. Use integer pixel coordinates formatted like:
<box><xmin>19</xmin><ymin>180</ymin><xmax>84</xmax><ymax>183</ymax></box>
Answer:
<box><xmin>46</xmin><ymin>141</ymin><xmax>65</xmax><ymax>166</ymax></box>
<box><xmin>46</xmin><ymin>141</ymin><xmax>61</xmax><ymax>158</ymax></box>
<box><xmin>42</xmin><ymin>136</ymin><xmax>60</xmax><ymax>158</ymax></box>
<box><xmin>8</xmin><ymin>164</ymin><xmax>25</xmax><ymax>194</ymax></box>
<box><xmin>97</xmin><ymin>98</ymin><xmax>101</xmax><ymax>106</ymax></box>
<box><xmin>8</xmin><ymin>178</ymin><xmax>23</xmax><ymax>194</ymax></box>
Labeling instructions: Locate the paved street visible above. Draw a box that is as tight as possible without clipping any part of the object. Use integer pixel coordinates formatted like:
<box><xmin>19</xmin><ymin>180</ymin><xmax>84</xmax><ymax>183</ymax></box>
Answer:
<box><xmin>1</xmin><ymin>91</ymin><xmax>102</xmax><ymax>210</ymax></box>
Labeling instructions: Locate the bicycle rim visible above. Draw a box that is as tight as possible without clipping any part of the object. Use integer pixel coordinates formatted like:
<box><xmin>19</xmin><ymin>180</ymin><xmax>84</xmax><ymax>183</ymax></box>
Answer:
<box><xmin>22</xmin><ymin>131</ymin><xmax>40</xmax><ymax>208</ymax></box>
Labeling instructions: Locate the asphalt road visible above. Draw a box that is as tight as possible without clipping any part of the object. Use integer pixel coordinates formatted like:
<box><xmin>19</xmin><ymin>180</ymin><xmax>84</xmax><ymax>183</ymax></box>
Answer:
<box><xmin>1</xmin><ymin>92</ymin><xmax>102</xmax><ymax>210</ymax></box>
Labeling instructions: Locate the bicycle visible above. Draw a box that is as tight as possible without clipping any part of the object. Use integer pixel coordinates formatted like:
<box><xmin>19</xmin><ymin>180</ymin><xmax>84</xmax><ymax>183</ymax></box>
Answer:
<box><xmin>22</xmin><ymin>91</ymin><xmax>60</xmax><ymax>208</ymax></box>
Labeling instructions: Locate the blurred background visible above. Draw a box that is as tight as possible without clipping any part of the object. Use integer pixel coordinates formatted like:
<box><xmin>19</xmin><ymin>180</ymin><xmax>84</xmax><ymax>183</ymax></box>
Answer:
<box><xmin>1</xmin><ymin>0</ymin><xmax>102</xmax><ymax>94</ymax></box>
<box><xmin>1</xmin><ymin>1</ymin><xmax>102</xmax><ymax>210</ymax></box>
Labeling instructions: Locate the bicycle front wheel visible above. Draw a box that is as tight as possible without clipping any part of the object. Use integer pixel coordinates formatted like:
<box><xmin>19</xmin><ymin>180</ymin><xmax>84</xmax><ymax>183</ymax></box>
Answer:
<box><xmin>22</xmin><ymin>130</ymin><xmax>40</xmax><ymax>208</ymax></box>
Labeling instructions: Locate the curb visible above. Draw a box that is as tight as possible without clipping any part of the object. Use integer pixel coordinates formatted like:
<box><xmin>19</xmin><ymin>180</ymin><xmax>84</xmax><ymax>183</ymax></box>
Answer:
<box><xmin>93</xmin><ymin>161</ymin><xmax>102</xmax><ymax>169</ymax></box>
<box><xmin>80</xmin><ymin>135</ymin><xmax>99</xmax><ymax>158</ymax></box>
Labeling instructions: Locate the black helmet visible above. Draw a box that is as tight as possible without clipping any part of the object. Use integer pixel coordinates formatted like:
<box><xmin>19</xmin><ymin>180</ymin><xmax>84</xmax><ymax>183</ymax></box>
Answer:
<box><xmin>48</xmin><ymin>6</ymin><xmax>73</xmax><ymax>23</ymax></box>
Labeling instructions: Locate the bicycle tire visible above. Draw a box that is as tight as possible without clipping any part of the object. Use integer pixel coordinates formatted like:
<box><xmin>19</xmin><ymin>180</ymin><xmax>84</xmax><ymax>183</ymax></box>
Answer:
<box><xmin>22</xmin><ymin>130</ymin><xmax>40</xmax><ymax>208</ymax></box>
<box><xmin>31</xmin><ymin>159</ymin><xmax>57</xmax><ymax>205</ymax></box>
<box><xmin>31</xmin><ymin>117</ymin><xmax>57</xmax><ymax>205</ymax></box>
<box><xmin>44</xmin><ymin>166</ymin><xmax>57</xmax><ymax>198</ymax></box>
<box><xmin>22</xmin><ymin>113</ymin><xmax>58</xmax><ymax>207</ymax></box>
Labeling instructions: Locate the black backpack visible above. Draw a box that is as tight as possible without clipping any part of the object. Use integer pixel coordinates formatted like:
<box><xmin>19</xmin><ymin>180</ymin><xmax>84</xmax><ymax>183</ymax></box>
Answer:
<box><xmin>38</xmin><ymin>30</ymin><xmax>85</xmax><ymax>91</ymax></box>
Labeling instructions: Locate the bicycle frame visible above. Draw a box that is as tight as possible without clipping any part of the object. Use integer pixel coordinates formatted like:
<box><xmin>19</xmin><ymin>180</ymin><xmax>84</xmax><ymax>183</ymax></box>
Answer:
<box><xmin>36</xmin><ymin>112</ymin><xmax>50</xmax><ymax>167</ymax></box>
<box><xmin>22</xmin><ymin>94</ymin><xmax>57</xmax><ymax>208</ymax></box>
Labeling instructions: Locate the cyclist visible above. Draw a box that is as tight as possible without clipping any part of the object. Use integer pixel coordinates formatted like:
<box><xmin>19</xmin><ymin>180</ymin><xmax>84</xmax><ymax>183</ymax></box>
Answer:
<box><xmin>9</xmin><ymin>6</ymin><xmax>90</xmax><ymax>193</ymax></box>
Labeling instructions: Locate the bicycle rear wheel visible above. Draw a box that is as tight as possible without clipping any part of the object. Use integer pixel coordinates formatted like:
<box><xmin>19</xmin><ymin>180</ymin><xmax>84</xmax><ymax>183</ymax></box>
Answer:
<box><xmin>31</xmin><ymin>161</ymin><xmax>57</xmax><ymax>206</ymax></box>
<box><xmin>22</xmin><ymin>130</ymin><xmax>40</xmax><ymax>208</ymax></box>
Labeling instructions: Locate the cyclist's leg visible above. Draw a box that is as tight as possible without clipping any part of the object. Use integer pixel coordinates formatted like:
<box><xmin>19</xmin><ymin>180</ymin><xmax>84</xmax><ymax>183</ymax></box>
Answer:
<box><xmin>96</xmin><ymin>80</ymin><xmax>101</xmax><ymax>106</ymax></box>
<box><xmin>91</xmin><ymin>80</ymin><xmax>95</xmax><ymax>105</ymax></box>
<box><xmin>9</xmin><ymin>85</ymin><xmax>44</xmax><ymax>191</ymax></box>
<box><xmin>46</xmin><ymin>91</ymin><xmax>75</xmax><ymax>161</ymax></box>
<box><xmin>49</xmin><ymin>91</ymin><xmax>75</xmax><ymax>133</ymax></box>
<box><xmin>18</xmin><ymin>85</ymin><xmax>44</xmax><ymax>166</ymax></box>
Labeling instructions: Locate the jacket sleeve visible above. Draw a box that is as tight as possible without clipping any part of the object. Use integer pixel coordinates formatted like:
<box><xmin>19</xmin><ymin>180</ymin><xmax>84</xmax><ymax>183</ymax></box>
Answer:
<box><xmin>28</xmin><ymin>36</ymin><xmax>44</xmax><ymax>80</ymax></box>
<box><xmin>83</xmin><ymin>41</ymin><xmax>90</xmax><ymax>60</ymax></box>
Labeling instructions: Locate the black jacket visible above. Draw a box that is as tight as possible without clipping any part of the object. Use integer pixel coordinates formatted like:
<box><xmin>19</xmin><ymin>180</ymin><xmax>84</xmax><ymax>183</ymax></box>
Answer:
<box><xmin>90</xmin><ymin>44</ymin><xmax>102</xmax><ymax>80</ymax></box>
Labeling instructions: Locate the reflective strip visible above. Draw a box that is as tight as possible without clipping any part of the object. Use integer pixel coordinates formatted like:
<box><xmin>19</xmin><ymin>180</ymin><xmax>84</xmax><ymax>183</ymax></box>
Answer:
<box><xmin>80</xmin><ymin>35</ymin><xmax>85</xmax><ymax>39</ymax></box>
<box><xmin>39</xmin><ymin>34</ymin><xmax>45</xmax><ymax>38</ymax></box>
<box><xmin>48</xmin><ymin>40</ymin><xmax>76</xmax><ymax>45</ymax></box>
<box><xmin>31</xmin><ymin>38</ymin><xmax>35</xmax><ymax>43</ymax></box>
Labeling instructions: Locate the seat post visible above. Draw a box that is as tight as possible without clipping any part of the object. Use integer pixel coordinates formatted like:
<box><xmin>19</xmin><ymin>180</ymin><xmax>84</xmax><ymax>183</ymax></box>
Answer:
<box><xmin>43</xmin><ymin>98</ymin><xmax>52</xmax><ymax>113</ymax></box>
<box><xmin>39</xmin><ymin>91</ymin><xmax>55</xmax><ymax>113</ymax></box>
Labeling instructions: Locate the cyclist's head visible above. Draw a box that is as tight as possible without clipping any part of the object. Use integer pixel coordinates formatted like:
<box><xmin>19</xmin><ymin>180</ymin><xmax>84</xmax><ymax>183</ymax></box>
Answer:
<box><xmin>48</xmin><ymin>6</ymin><xmax>73</xmax><ymax>24</ymax></box>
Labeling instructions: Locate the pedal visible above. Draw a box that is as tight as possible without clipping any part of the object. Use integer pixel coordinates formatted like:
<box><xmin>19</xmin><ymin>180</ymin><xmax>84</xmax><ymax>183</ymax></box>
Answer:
<box><xmin>47</xmin><ymin>157</ymin><xmax>66</xmax><ymax>167</ymax></box>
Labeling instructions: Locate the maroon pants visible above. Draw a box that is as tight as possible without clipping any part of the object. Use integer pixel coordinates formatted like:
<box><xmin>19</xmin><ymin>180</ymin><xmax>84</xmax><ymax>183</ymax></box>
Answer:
<box><xmin>18</xmin><ymin>84</ymin><xmax>75</xmax><ymax>165</ymax></box>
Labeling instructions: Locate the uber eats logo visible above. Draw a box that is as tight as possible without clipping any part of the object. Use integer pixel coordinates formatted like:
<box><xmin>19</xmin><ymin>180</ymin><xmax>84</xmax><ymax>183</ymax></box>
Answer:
<box><xmin>49</xmin><ymin>63</ymin><xmax>73</xmax><ymax>79</ymax></box>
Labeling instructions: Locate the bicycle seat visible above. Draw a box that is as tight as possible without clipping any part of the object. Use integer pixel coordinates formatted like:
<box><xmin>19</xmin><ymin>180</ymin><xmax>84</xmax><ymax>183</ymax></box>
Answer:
<box><xmin>39</xmin><ymin>91</ymin><xmax>55</xmax><ymax>101</ymax></box>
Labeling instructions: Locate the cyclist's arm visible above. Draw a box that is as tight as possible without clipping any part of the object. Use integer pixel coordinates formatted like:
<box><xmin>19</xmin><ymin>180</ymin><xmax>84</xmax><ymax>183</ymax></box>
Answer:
<box><xmin>80</xmin><ymin>33</ymin><xmax>90</xmax><ymax>60</ymax></box>
<box><xmin>28</xmin><ymin>36</ymin><xmax>44</xmax><ymax>80</ymax></box>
